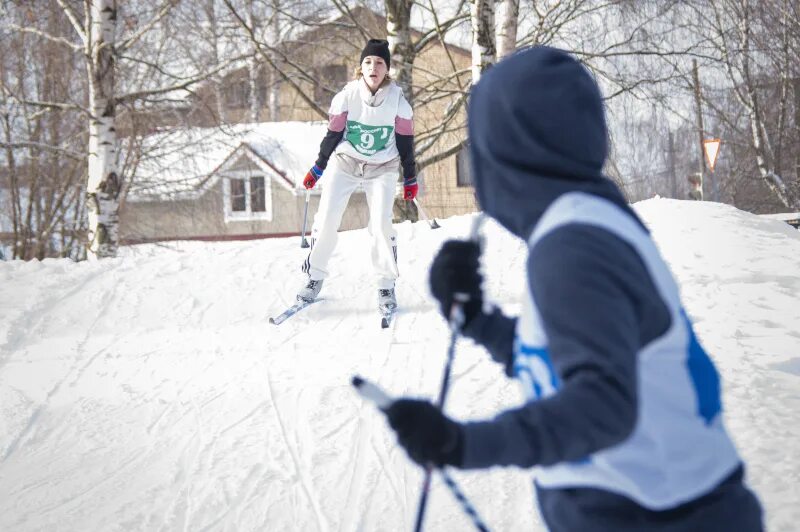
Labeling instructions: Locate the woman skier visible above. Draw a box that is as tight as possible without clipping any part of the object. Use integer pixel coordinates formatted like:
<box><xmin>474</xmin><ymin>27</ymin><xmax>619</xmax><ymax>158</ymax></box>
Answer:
<box><xmin>297</xmin><ymin>39</ymin><xmax>417</xmax><ymax>316</ymax></box>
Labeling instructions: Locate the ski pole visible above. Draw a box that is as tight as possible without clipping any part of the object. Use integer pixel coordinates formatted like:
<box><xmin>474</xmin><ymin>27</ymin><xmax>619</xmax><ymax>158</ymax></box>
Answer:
<box><xmin>351</xmin><ymin>376</ymin><xmax>490</xmax><ymax>532</ymax></box>
<box><xmin>414</xmin><ymin>213</ymin><xmax>485</xmax><ymax>532</ymax></box>
<box><xmin>439</xmin><ymin>469</ymin><xmax>489</xmax><ymax>532</ymax></box>
<box><xmin>300</xmin><ymin>189</ymin><xmax>311</xmax><ymax>248</ymax></box>
<box><xmin>412</xmin><ymin>198</ymin><xmax>441</xmax><ymax>229</ymax></box>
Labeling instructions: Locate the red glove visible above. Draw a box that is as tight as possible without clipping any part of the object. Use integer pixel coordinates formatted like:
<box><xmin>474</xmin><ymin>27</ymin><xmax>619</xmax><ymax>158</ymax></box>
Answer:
<box><xmin>303</xmin><ymin>165</ymin><xmax>323</xmax><ymax>189</ymax></box>
<box><xmin>403</xmin><ymin>176</ymin><xmax>418</xmax><ymax>200</ymax></box>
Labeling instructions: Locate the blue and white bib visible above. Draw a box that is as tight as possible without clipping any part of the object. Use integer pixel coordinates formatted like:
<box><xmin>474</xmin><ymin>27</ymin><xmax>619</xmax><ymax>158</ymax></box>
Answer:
<box><xmin>515</xmin><ymin>192</ymin><xmax>741</xmax><ymax>510</ymax></box>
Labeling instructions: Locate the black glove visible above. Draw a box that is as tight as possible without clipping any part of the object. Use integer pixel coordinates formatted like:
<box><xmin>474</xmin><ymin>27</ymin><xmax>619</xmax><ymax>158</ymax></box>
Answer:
<box><xmin>386</xmin><ymin>399</ymin><xmax>464</xmax><ymax>467</ymax></box>
<box><xmin>429</xmin><ymin>240</ymin><xmax>483</xmax><ymax>327</ymax></box>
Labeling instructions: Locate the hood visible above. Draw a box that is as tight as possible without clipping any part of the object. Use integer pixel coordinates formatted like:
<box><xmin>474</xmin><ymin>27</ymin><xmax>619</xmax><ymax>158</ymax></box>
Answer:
<box><xmin>468</xmin><ymin>46</ymin><xmax>639</xmax><ymax>239</ymax></box>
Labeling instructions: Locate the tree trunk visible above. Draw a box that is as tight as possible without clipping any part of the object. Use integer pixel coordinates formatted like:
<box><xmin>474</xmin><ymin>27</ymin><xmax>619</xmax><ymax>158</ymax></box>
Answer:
<box><xmin>247</xmin><ymin>0</ymin><xmax>260</xmax><ymax>122</ymax></box>
<box><xmin>1</xmin><ymin>112</ymin><xmax>22</xmax><ymax>259</ymax></box>
<box><xmin>267</xmin><ymin>0</ymin><xmax>280</xmax><ymax>121</ymax></box>
<box><xmin>743</xmin><ymin>61</ymin><xmax>798</xmax><ymax>209</ymax></box>
<box><xmin>385</xmin><ymin>0</ymin><xmax>415</xmax><ymax>104</ymax></box>
<box><xmin>692</xmin><ymin>60</ymin><xmax>706</xmax><ymax>201</ymax></box>
<box><xmin>495</xmin><ymin>0</ymin><xmax>518</xmax><ymax>60</ymax></box>
<box><xmin>86</xmin><ymin>0</ymin><xmax>121</xmax><ymax>259</ymax></box>
<box><xmin>747</xmin><ymin>88</ymin><xmax>798</xmax><ymax>208</ymax></box>
<box><xmin>205</xmin><ymin>0</ymin><xmax>228</xmax><ymax>124</ymax></box>
<box><xmin>470</xmin><ymin>0</ymin><xmax>496</xmax><ymax>83</ymax></box>
<box><xmin>794</xmin><ymin>77</ymin><xmax>800</xmax><ymax>180</ymax></box>
<box><xmin>385</xmin><ymin>0</ymin><xmax>418</xmax><ymax>222</ymax></box>
<box><xmin>248</xmin><ymin>59</ymin><xmax>261</xmax><ymax>122</ymax></box>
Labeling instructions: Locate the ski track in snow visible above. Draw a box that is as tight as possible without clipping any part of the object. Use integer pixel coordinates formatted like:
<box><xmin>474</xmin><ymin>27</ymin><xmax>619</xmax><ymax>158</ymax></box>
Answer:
<box><xmin>263</xmin><ymin>362</ymin><xmax>329</xmax><ymax>532</ymax></box>
<box><xmin>0</xmin><ymin>203</ymin><xmax>798</xmax><ymax>531</ymax></box>
<box><xmin>1</xmin><ymin>263</ymin><xmax>123</xmax><ymax>465</ymax></box>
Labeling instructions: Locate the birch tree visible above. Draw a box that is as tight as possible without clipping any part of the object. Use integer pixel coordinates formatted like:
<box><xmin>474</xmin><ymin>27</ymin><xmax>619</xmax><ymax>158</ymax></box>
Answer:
<box><xmin>85</xmin><ymin>0</ymin><xmax>121</xmax><ymax>259</ymax></box>
<box><xmin>470</xmin><ymin>0</ymin><xmax>496</xmax><ymax>82</ymax></box>
<box><xmin>386</xmin><ymin>0</ymin><xmax>415</xmax><ymax>102</ymax></box>
<box><xmin>495</xmin><ymin>0</ymin><xmax>518</xmax><ymax>60</ymax></box>
<box><xmin>266</xmin><ymin>0</ymin><xmax>281</xmax><ymax>121</ymax></box>
<box><xmin>246</xmin><ymin>0</ymin><xmax>262</xmax><ymax>122</ymax></box>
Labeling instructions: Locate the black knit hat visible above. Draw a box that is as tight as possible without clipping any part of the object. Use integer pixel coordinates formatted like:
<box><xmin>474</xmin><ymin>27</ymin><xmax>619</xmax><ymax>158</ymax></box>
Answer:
<box><xmin>360</xmin><ymin>39</ymin><xmax>390</xmax><ymax>69</ymax></box>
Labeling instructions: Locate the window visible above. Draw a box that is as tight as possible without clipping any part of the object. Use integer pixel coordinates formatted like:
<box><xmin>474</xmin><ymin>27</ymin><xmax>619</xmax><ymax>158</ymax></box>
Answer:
<box><xmin>314</xmin><ymin>65</ymin><xmax>348</xmax><ymax>108</ymax></box>
<box><xmin>224</xmin><ymin>172</ymin><xmax>271</xmax><ymax>222</ymax></box>
<box><xmin>230</xmin><ymin>178</ymin><xmax>246</xmax><ymax>211</ymax></box>
<box><xmin>225</xmin><ymin>80</ymin><xmax>249</xmax><ymax>109</ymax></box>
<box><xmin>250</xmin><ymin>177</ymin><xmax>265</xmax><ymax>212</ymax></box>
<box><xmin>456</xmin><ymin>146</ymin><xmax>473</xmax><ymax>187</ymax></box>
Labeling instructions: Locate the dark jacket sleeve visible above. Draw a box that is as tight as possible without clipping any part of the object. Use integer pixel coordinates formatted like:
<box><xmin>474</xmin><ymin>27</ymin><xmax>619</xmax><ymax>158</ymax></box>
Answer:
<box><xmin>395</xmin><ymin>133</ymin><xmax>416</xmax><ymax>178</ymax></box>
<box><xmin>460</xmin><ymin>225</ymin><xmax>671</xmax><ymax>469</ymax></box>
<box><xmin>462</xmin><ymin>307</ymin><xmax>517</xmax><ymax>376</ymax></box>
<box><xmin>395</xmin><ymin>101</ymin><xmax>416</xmax><ymax>178</ymax></box>
<box><xmin>315</xmin><ymin>95</ymin><xmax>348</xmax><ymax>170</ymax></box>
<box><xmin>315</xmin><ymin>129</ymin><xmax>345</xmax><ymax>170</ymax></box>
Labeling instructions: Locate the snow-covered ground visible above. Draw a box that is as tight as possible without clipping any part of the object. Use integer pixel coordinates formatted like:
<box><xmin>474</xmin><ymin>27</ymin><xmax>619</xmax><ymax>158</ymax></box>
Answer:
<box><xmin>1</xmin><ymin>199</ymin><xmax>798</xmax><ymax>531</ymax></box>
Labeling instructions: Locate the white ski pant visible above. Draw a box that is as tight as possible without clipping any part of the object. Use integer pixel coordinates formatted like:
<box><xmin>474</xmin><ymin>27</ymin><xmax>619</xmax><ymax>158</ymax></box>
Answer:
<box><xmin>302</xmin><ymin>154</ymin><xmax>399</xmax><ymax>290</ymax></box>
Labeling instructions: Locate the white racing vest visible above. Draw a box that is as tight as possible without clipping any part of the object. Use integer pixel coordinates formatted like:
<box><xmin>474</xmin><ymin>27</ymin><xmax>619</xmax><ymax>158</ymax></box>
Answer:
<box><xmin>330</xmin><ymin>80</ymin><xmax>413</xmax><ymax>165</ymax></box>
<box><xmin>515</xmin><ymin>192</ymin><xmax>741</xmax><ymax>510</ymax></box>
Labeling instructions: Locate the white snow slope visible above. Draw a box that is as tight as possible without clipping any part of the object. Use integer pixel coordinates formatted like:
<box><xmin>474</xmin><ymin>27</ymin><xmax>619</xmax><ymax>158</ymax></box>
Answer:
<box><xmin>1</xmin><ymin>199</ymin><xmax>799</xmax><ymax>532</ymax></box>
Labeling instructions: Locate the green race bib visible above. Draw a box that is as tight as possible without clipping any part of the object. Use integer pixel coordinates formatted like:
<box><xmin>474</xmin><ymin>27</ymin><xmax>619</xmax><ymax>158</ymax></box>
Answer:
<box><xmin>346</xmin><ymin>121</ymin><xmax>393</xmax><ymax>156</ymax></box>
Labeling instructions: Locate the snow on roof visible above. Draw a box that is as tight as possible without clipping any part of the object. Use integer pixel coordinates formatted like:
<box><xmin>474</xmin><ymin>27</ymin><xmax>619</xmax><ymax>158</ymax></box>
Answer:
<box><xmin>127</xmin><ymin>121</ymin><xmax>327</xmax><ymax>202</ymax></box>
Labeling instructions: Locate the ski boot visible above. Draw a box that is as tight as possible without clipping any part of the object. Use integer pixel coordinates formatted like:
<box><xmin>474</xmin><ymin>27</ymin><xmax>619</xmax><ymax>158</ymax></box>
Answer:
<box><xmin>297</xmin><ymin>278</ymin><xmax>324</xmax><ymax>303</ymax></box>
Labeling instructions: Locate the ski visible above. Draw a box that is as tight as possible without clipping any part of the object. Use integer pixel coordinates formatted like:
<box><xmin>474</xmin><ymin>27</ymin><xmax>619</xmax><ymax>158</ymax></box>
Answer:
<box><xmin>269</xmin><ymin>299</ymin><xmax>320</xmax><ymax>325</ymax></box>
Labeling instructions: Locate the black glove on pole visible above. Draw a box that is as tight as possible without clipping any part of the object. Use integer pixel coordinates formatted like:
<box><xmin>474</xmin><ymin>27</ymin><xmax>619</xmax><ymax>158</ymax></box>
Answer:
<box><xmin>429</xmin><ymin>240</ymin><xmax>483</xmax><ymax>329</ymax></box>
<box><xmin>386</xmin><ymin>399</ymin><xmax>463</xmax><ymax>467</ymax></box>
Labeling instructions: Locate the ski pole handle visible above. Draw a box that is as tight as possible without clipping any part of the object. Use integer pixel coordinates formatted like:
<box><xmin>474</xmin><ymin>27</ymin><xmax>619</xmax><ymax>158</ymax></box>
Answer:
<box><xmin>352</xmin><ymin>375</ymin><xmax>393</xmax><ymax>410</ymax></box>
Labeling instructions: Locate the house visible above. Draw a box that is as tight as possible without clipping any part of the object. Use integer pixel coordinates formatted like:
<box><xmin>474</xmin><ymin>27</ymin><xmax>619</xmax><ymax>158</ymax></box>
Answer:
<box><xmin>122</xmin><ymin>7</ymin><xmax>477</xmax><ymax>244</ymax></box>
<box><xmin>120</xmin><ymin>122</ymin><xmax>370</xmax><ymax>244</ymax></box>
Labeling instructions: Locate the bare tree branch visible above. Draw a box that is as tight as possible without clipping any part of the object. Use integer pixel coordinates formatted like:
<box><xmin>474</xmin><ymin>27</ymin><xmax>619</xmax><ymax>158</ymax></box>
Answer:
<box><xmin>0</xmin><ymin>141</ymin><xmax>83</xmax><ymax>161</ymax></box>
<box><xmin>3</xmin><ymin>24</ymin><xmax>82</xmax><ymax>51</ymax></box>
<box><xmin>118</xmin><ymin>0</ymin><xmax>180</xmax><ymax>53</ymax></box>
<box><xmin>115</xmin><ymin>53</ymin><xmax>251</xmax><ymax>105</ymax></box>
<box><xmin>55</xmin><ymin>0</ymin><xmax>87</xmax><ymax>44</ymax></box>
<box><xmin>418</xmin><ymin>138</ymin><xmax>468</xmax><ymax>170</ymax></box>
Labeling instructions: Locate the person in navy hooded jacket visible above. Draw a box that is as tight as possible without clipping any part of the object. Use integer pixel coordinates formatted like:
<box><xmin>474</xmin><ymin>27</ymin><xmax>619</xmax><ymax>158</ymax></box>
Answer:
<box><xmin>384</xmin><ymin>46</ymin><xmax>763</xmax><ymax>531</ymax></box>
